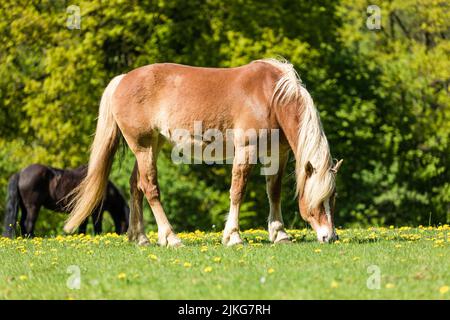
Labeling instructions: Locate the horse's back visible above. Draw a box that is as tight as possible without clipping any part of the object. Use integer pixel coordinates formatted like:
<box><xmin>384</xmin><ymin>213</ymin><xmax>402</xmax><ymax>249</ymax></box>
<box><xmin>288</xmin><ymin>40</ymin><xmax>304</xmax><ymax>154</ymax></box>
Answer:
<box><xmin>112</xmin><ymin>61</ymin><xmax>282</xmax><ymax>144</ymax></box>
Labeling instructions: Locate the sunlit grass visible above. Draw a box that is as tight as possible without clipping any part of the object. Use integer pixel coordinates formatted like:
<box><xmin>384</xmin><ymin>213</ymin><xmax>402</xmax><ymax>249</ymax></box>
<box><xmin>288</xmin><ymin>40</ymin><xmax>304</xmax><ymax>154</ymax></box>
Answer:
<box><xmin>0</xmin><ymin>226</ymin><xmax>448</xmax><ymax>299</ymax></box>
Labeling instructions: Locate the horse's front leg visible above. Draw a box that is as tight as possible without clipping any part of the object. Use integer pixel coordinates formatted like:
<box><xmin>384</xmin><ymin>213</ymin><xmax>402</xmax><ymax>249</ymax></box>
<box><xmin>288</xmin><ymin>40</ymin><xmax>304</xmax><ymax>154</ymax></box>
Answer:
<box><xmin>222</xmin><ymin>146</ymin><xmax>253</xmax><ymax>246</ymax></box>
<box><xmin>266</xmin><ymin>151</ymin><xmax>291</xmax><ymax>243</ymax></box>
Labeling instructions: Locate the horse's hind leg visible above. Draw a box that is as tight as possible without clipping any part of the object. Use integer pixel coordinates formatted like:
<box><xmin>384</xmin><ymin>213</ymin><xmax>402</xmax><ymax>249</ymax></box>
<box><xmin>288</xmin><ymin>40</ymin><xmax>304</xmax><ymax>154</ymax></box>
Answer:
<box><xmin>21</xmin><ymin>203</ymin><xmax>40</xmax><ymax>237</ymax></box>
<box><xmin>19</xmin><ymin>203</ymin><xmax>27</xmax><ymax>237</ymax></box>
<box><xmin>135</xmin><ymin>135</ymin><xmax>182</xmax><ymax>247</ymax></box>
<box><xmin>92</xmin><ymin>210</ymin><xmax>103</xmax><ymax>235</ymax></box>
<box><xmin>266</xmin><ymin>151</ymin><xmax>291</xmax><ymax>243</ymax></box>
<box><xmin>128</xmin><ymin>161</ymin><xmax>150</xmax><ymax>245</ymax></box>
<box><xmin>78</xmin><ymin>220</ymin><xmax>88</xmax><ymax>234</ymax></box>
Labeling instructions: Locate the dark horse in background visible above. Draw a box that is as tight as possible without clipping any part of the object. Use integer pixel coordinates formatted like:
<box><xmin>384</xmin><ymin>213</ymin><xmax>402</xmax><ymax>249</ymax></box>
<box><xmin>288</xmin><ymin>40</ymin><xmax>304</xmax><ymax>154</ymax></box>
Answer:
<box><xmin>2</xmin><ymin>164</ymin><xmax>129</xmax><ymax>238</ymax></box>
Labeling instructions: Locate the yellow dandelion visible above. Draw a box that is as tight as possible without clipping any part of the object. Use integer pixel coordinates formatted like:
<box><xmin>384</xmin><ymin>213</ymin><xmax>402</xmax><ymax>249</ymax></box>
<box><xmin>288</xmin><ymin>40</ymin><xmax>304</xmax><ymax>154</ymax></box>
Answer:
<box><xmin>439</xmin><ymin>286</ymin><xmax>449</xmax><ymax>294</ymax></box>
<box><xmin>19</xmin><ymin>275</ymin><xmax>28</xmax><ymax>281</ymax></box>
<box><xmin>331</xmin><ymin>280</ymin><xmax>339</xmax><ymax>288</ymax></box>
<box><xmin>117</xmin><ymin>272</ymin><xmax>126</xmax><ymax>280</ymax></box>
<box><xmin>314</xmin><ymin>249</ymin><xmax>322</xmax><ymax>253</ymax></box>
<box><xmin>183</xmin><ymin>262</ymin><xmax>192</xmax><ymax>268</ymax></box>
<box><xmin>204</xmin><ymin>266</ymin><xmax>213</xmax><ymax>273</ymax></box>
<box><xmin>213</xmin><ymin>257</ymin><xmax>221</xmax><ymax>263</ymax></box>
<box><xmin>148</xmin><ymin>254</ymin><xmax>158</xmax><ymax>261</ymax></box>
<box><xmin>267</xmin><ymin>268</ymin><xmax>275</xmax><ymax>274</ymax></box>
<box><xmin>200</xmin><ymin>246</ymin><xmax>208</xmax><ymax>252</ymax></box>
<box><xmin>385</xmin><ymin>283</ymin><xmax>395</xmax><ymax>289</ymax></box>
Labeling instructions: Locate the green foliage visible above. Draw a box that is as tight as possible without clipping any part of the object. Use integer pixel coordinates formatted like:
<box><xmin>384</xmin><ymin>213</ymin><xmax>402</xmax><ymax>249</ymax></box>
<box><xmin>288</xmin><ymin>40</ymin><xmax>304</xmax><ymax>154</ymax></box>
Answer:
<box><xmin>0</xmin><ymin>0</ymin><xmax>448</xmax><ymax>234</ymax></box>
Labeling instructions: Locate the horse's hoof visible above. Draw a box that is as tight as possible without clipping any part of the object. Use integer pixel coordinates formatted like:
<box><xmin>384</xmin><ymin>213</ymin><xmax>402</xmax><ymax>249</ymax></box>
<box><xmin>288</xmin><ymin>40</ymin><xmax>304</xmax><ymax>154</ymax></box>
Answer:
<box><xmin>138</xmin><ymin>239</ymin><xmax>150</xmax><ymax>246</ymax></box>
<box><xmin>271</xmin><ymin>230</ymin><xmax>291</xmax><ymax>244</ymax></box>
<box><xmin>168</xmin><ymin>241</ymin><xmax>184</xmax><ymax>248</ymax></box>
<box><xmin>161</xmin><ymin>234</ymin><xmax>183</xmax><ymax>248</ymax></box>
<box><xmin>223</xmin><ymin>232</ymin><xmax>243</xmax><ymax>246</ymax></box>
<box><xmin>275</xmin><ymin>238</ymin><xmax>292</xmax><ymax>244</ymax></box>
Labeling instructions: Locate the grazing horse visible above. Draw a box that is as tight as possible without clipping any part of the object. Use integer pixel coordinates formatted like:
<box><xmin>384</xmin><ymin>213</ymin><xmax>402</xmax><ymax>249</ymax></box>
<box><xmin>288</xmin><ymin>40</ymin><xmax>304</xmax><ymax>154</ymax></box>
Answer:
<box><xmin>64</xmin><ymin>58</ymin><xmax>343</xmax><ymax>246</ymax></box>
<box><xmin>2</xmin><ymin>164</ymin><xmax>129</xmax><ymax>238</ymax></box>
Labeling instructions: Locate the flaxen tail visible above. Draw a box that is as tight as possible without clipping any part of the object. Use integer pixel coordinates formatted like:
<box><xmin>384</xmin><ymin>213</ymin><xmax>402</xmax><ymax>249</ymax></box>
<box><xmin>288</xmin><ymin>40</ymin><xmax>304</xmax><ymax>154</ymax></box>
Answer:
<box><xmin>64</xmin><ymin>74</ymin><xmax>125</xmax><ymax>233</ymax></box>
<box><xmin>3</xmin><ymin>173</ymin><xmax>20</xmax><ymax>238</ymax></box>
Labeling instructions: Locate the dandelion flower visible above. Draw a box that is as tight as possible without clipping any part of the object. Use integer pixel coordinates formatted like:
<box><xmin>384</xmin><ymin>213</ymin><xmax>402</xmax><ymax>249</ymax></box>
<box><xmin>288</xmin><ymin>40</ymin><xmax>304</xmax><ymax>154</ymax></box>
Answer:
<box><xmin>439</xmin><ymin>286</ymin><xmax>449</xmax><ymax>294</ymax></box>
<box><xmin>267</xmin><ymin>268</ymin><xmax>275</xmax><ymax>274</ymax></box>
<box><xmin>204</xmin><ymin>266</ymin><xmax>213</xmax><ymax>273</ymax></box>
<box><xmin>385</xmin><ymin>283</ymin><xmax>395</xmax><ymax>289</ymax></box>
<box><xmin>148</xmin><ymin>254</ymin><xmax>158</xmax><ymax>261</ymax></box>
<box><xmin>183</xmin><ymin>262</ymin><xmax>192</xmax><ymax>268</ymax></box>
<box><xmin>331</xmin><ymin>280</ymin><xmax>339</xmax><ymax>288</ymax></box>
<box><xmin>213</xmin><ymin>257</ymin><xmax>221</xmax><ymax>263</ymax></box>
<box><xmin>117</xmin><ymin>272</ymin><xmax>126</xmax><ymax>280</ymax></box>
<box><xmin>19</xmin><ymin>275</ymin><xmax>28</xmax><ymax>281</ymax></box>
<box><xmin>314</xmin><ymin>249</ymin><xmax>322</xmax><ymax>253</ymax></box>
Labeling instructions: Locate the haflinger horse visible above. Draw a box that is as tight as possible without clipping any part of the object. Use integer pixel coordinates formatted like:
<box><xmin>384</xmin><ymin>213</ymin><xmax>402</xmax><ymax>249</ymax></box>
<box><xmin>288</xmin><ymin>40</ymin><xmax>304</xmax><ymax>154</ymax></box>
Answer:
<box><xmin>2</xmin><ymin>164</ymin><xmax>129</xmax><ymax>238</ymax></box>
<box><xmin>64</xmin><ymin>57</ymin><xmax>343</xmax><ymax>246</ymax></box>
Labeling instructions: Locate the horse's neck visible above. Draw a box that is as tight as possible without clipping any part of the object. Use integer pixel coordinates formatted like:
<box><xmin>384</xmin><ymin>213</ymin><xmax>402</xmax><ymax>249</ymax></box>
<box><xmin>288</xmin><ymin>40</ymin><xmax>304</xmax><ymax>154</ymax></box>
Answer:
<box><xmin>274</xmin><ymin>101</ymin><xmax>300</xmax><ymax>157</ymax></box>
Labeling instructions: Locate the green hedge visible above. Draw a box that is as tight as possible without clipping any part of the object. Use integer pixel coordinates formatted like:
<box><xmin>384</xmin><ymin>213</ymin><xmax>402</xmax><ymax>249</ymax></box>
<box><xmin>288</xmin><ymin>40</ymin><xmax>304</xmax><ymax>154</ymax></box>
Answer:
<box><xmin>0</xmin><ymin>0</ymin><xmax>448</xmax><ymax>234</ymax></box>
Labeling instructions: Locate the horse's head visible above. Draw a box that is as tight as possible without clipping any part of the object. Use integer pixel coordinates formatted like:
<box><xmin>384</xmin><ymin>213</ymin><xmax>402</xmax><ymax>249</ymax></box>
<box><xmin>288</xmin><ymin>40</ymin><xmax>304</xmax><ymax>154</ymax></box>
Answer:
<box><xmin>298</xmin><ymin>159</ymin><xmax>343</xmax><ymax>243</ymax></box>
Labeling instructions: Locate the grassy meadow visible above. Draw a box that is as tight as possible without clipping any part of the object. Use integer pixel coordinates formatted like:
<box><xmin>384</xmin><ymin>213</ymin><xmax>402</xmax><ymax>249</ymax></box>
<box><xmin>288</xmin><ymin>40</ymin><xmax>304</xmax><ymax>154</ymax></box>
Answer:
<box><xmin>0</xmin><ymin>226</ymin><xmax>449</xmax><ymax>300</ymax></box>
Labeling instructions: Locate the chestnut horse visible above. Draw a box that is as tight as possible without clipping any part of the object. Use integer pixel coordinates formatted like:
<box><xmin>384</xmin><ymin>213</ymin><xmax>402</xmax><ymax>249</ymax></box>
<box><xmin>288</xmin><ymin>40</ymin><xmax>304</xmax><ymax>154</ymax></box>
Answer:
<box><xmin>64</xmin><ymin>58</ymin><xmax>343</xmax><ymax>246</ymax></box>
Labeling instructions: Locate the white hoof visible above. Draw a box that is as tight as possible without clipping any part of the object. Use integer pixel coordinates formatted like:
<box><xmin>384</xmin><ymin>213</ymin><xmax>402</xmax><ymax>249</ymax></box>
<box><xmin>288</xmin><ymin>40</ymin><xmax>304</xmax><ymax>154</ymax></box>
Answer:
<box><xmin>128</xmin><ymin>231</ymin><xmax>150</xmax><ymax>246</ymax></box>
<box><xmin>167</xmin><ymin>233</ymin><xmax>183</xmax><ymax>247</ymax></box>
<box><xmin>269</xmin><ymin>222</ymin><xmax>291</xmax><ymax>243</ymax></box>
<box><xmin>274</xmin><ymin>231</ymin><xmax>291</xmax><ymax>244</ymax></box>
<box><xmin>137</xmin><ymin>234</ymin><xmax>150</xmax><ymax>246</ymax></box>
<box><xmin>158</xmin><ymin>231</ymin><xmax>183</xmax><ymax>247</ymax></box>
<box><xmin>222</xmin><ymin>231</ymin><xmax>243</xmax><ymax>246</ymax></box>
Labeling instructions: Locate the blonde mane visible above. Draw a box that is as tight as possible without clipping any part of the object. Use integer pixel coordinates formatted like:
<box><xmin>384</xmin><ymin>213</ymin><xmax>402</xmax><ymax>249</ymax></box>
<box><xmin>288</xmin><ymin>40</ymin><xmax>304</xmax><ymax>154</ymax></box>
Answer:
<box><xmin>258</xmin><ymin>58</ymin><xmax>335</xmax><ymax>212</ymax></box>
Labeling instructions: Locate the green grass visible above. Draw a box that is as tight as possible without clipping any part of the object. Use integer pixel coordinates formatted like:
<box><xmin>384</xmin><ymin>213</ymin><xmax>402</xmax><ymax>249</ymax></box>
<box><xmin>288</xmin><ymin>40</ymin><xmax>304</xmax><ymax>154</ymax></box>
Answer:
<box><xmin>0</xmin><ymin>227</ymin><xmax>449</xmax><ymax>299</ymax></box>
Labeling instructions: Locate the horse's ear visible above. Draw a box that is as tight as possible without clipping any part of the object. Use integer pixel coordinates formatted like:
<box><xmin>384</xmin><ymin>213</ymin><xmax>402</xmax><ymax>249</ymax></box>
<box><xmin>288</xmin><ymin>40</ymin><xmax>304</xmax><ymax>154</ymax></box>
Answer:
<box><xmin>332</xmin><ymin>159</ymin><xmax>343</xmax><ymax>173</ymax></box>
<box><xmin>305</xmin><ymin>161</ymin><xmax>314</xmax><ymax>177</ymax></box>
